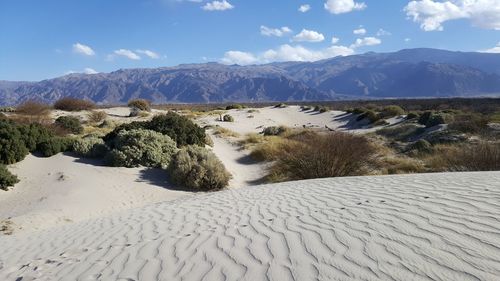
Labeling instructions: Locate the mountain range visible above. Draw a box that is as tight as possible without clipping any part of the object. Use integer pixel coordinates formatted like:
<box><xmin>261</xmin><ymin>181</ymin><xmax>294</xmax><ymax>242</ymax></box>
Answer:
<box><xmin>1</xmin><ymin>48</ymin><xmax>500</xmax><ymax>106</ymax></box>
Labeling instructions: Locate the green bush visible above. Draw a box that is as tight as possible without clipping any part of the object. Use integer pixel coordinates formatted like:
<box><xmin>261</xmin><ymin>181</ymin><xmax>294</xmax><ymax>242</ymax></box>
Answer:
<box><xmin>55</xmin><ymin>116</ymin><xmax>84</xmax><ymax>134</ymax></box>
<box><xmin>274</xmin><ymin>103</ymin><xmax>287</xmax><ymax>108</ymax></box>
<box><xmin>104</xmin><ymin>112</ymin><xmax>206</xmax><ymax>148</ymax></box>
<box><xmin>418</xmin><ymin>111</ymin><xmax>433</xmax><ymax>125</ymax></box>
<box><xmin>0</xmin><ymin>165</ymin><xmax>19</xmax><ymax>191</ymax></box>
<box><xmin>18</xmin><ymin>123</ymin><xmax>54</xmax><ymax>152</ymax></box>
<box><xmin>127</xmin><ymin>99</ymin><xmax>151</xmax><ymax>112</ymax></box>
<box><xmin>38</xmin><ymin>137</ymin><xmax>73</xmax><ymax>157</ymax></box>
<box><xmin>0</xmin><ymin>120</ymin><xmax>29</xmax><ymax>164</ymax></box>
<box><xmin>168</xmin><ymin>145</ymin><xmax>231</xmax><ymax>191</ymax></box>
<box><xmin>223</xmin><ymin>114</ymin><xmax>234</xmax><ymax>122</ymax></box>
<box><xmin>106</xmin><ymin>129</ymin><xmax>177</xmax><ymax>168</ymax></box>
<box><xmin>406</xmin><ymin>112</ymin><xmax>419</xmax><ymax>120</ymax></box>
<box><xmin>73</xmin><ymin>136</ymin><xmax>107</xmax><ymax>158</ymax></box>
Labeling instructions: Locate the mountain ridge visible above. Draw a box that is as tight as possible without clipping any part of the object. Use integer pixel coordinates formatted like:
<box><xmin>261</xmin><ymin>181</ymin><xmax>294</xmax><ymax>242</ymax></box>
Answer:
<box><xmin>1</xmin><ymin>48</ymin><xmax>500</xmax><ymax>105</ymax></box>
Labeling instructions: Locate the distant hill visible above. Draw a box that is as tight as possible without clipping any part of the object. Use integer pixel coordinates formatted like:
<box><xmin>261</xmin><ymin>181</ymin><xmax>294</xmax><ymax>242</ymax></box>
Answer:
<box><xmin>1</xmin><ymin>48</ymin><xmax>500</xmax><ymax>106</ymax></box>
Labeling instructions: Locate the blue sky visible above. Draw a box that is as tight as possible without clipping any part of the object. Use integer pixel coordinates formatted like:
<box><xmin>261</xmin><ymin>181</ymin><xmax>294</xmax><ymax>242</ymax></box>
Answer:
<box><xmin>1</xmin><ymin>0</ymin><xmax>499</xmax><ymax>81</ymax></box>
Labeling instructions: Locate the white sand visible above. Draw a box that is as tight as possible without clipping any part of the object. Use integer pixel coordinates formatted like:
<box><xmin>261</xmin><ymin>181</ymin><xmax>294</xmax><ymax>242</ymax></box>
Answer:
<box><xmin>0</xmin><ymin>154</ymin><xmax>189</xmax><ymax>234</ymax></box>
<box><xmin>197</xmin><ymin>106</ymin><xmax>401</xmax><ymax>136</ymax></box>
<box><xmin>0</xmin><ymin>171</ymin><xmax>499</xmax><ymax>281</ymax></box>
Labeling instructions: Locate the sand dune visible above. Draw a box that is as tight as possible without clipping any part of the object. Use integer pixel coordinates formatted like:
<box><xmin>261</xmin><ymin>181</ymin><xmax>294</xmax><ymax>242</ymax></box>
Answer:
<box><xmin>1</xmin><ymin>172</ymin><xmax>499</xmax><ymax>281</ymax></box>
<box><xmin>0</xmin><ymin>154</ymin><xmax>189</xmax><ymax>234</ymax></box>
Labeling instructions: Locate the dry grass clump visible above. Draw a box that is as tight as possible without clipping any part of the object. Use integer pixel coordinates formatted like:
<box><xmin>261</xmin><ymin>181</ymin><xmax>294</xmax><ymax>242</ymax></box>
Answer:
<box><xmin>424</xmin><ymin>142</ymin><xmax>500</xmax><ymax>172</ymax></box>
<box><xmin>378</xmin><ymin>156</ymin><xmax>426</xmax><ymax>174</ymax></box>
<box><xmin>14</xmin><ymin>100</ymin><xmax>51</xmax><ymax>124</ymax></box>
<box><xmin>54</xmin><ymin>97</ymin><xmax>95</xmax><ymax>111</ymax></box>
<box><xmin>212</xmin><ymin>126</ymin><xmax>240</xmax><ymax>138</ymax></box>
<box><xmin>87</xmin><ymin>110</ymin><xmax>108</xmax><ymax>123</ymax></box>
<box><xmin>238</xmin><ymin>133</ymin><xmax>265</xmax><ymax>149</ymax></box>
<box><xmin>250</xmin><ymin>136</ymin><xmax>300</xmax><ymax>162</ymax></box>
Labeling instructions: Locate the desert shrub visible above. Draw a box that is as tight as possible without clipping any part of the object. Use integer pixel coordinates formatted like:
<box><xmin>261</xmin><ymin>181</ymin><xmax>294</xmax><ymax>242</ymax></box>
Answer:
<box><xmin>267</xmin><ymin>132</ymin><xmax>377</xmax><ymax>181</ymax></box>
<box><xmin>146</xmin><ymin>113</ymin><xmax>206</xmax><ymax>147</ymax></box>
<box><xmin>18</xmin><ymin>123</ymin><xmax>54</xmax><ymax>152</ymax></box>
<box><xmin>381</xmin><ymin>157</ymin><xmax>426</xmax><ymax>174</ymax></box>
<box><xmin>274</xmin><ymin>103</ymin><xmax>287</xmax><ymax>108</ymax></box>
<box><xmin>406</xmin><ymin>112</ymin><xmax>419</xmax><ymax>120</ymax></box>
<box><xmin>38</xmin><ymin>137</ymin><xmax>72</xmax><ymax>157</ymax></box>
<box><xmin>205</xmin><ymin>134</ymin><xmax>214</xmax><ymax>147</ymax></box>
<box><xmin>448</xmin><ymin>114</ymin><xmax>489</xmax><ymax>134</ymax></box>
<box><xmin>73</xmin><ymin>136</ymin><xmax>107</xmax><ymax>158</ymax></box>
<box><xmin>426</xmin><ymin>113</ymin><xmax>447</xmax><ymax>128</ymax></box>
<box><xmin>351</xmin><ymin>107</ymin><xmax>367</xmax><ymax>115</ymax></box>
<box><xmin>54</xmin><ymin>97</ymin><xmax>95</xmax><ymax>111</ymax></box>
<box><xmin>409</xmin><ymin>139</ymin><xmax>433</xmax><ymax>153</ymax></box>
<box><xmin>357</xmin><ymin>110</ymin><xmax>381</xmax><ymax>123</ymax></box>
<box><xmin>376</xmin><ymin>124</ymin><xmax>423</xmax><ymax>141</ymax></box>
<box><xmin>300</xmin><ymin>106</ymin><xmax>312</xmax><ymax>111</ymax></box>
<box><xmin>428</xmin><ymin>142</ymin><xmax>500</xmax><ymax>171</ymax></box>
<box><xmin>380</xmin><ymin>105</ymin><xmax>405</xmax><ymax>118</ymax></box>
<box><xmin>223</xmin><ymin>114</ymin><xmax>234</xmax><ymax>122</ymax></box>
<box><xmin>127</xmin><ymin>99</ymin><xmax>151</xmax><ymax>112</ymax></box>
<box><xmin>247</xmin><ymin>109</ymin><xmax>259</xmax><ymax>113</ymax></box>
<box><xmin>418</xmin><ymin>111</ymin><xmax>432</xmax><ymax>125</ymax></box>
<box><xmin>225</xmin><ymin>104</ymin><xmax>245</xmax><ymax>110</ymax></box>
<box><xmin>373</xmin><ymin>119</ymin><xmax>389</xmax><ymax>126</ymax></box>
<box><xmin>87</xmin><ymin>111</ymin><xmax>107</xmax><ymax>123</ymax></box>
<box><xmin>250</xmin><ymin>136</ymin><xmax>300</xmax><ymax>162</ymax></box>
<box><xmin>423</xmin><ymin>130</ymin><xmax>466</xmax><ymax>145</ymax></box>
<box><xmin>0</xmin><ymin>120</ymin><xmax>29</xmax><ymax>164</ymax></box>
<box><xmin>0</xmin><ymin>107</ymin><xmax>15</xmax><ymax>113</ymax></box>
<box><xmin>105</xmin><ymin>129</ymin><xmax>177</xmax><ymax>168</ymax></box>
<box><xmin>262</xmin><ymin>126</ymin><xmax>289</xmax><ymax>136</ymax></box>
<box><xmin>0</xmin><ymin>165</ymin><xmax>19</xmax><ymax>191</ymax></box>
<box><xmin>168</xmin><ymin>145</ymin><xmax>231</xmax><ymax>191</ymax></box>
<box><xmin>55</xmin><ymin>116</ymin><xmax>84</xmax><ymax>134</ymax></box>
<box><xmin>99</xmin><ymin>119</ymin><xmax>115</xmax><ymax>129</ymax></box>
<box><xmin>16</xmin><ymin>100</ymin><xmax>50</xmax><ymax>118</ymax></box>
<box><xmin>0</xmin><ymin>113</ymin><xmax>6</xmax><ymax>119</ymax></box>
<box><xmin>104</xmin><ymin>112</ymin><xmax>206</xmax><ymax>148</ymax></box>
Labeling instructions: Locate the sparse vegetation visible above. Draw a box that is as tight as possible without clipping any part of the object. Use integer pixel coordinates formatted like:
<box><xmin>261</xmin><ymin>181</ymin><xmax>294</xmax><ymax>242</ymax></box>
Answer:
<box><xmin>426</xmin><ymin>142</ymin><xmax>500</xmax><ymax>171</ymax></box>
<box><xmin>73</xmin><ymin>136</ymin><xmax>108</xmax><ymax>158</ymax></box>
<box><xmin>54</xmin><ymin>97</ymin><xmax>95</xmax><ymax>111</ymax></box>
<box><xmin>168</xmin><ymin>145</ymin><xmax>231</xmax><ymax>191</ymax></box>
<box><xmin>262</xmin><ymin>126</ymin><xmax>289</xmax><ymax>136</ymax></box>
<box><xmin>225</xmin><ymin>104</ymin><xmax>246</xmax><ymax>110</ymax></box>
<box><xmin>87</xmin><ymin>111</ymin><xmax>107</xmax><ymax>123</ymax></box>
<box><xmin>212</xmin><ymin>126</ymin><xmax>240</xmax><ymax>138</ymax></box>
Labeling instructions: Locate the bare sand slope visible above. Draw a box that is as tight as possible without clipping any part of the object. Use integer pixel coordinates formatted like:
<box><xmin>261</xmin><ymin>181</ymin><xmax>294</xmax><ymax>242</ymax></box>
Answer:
<box><xmin>0</xmin><ymin>154</ymin><xmax>189</xmax><ymax>234</ymax></box>
<box><xmin>1</xmin><ymin>172</ymin><xmax>499</xmax><ymax>281</ymax></box>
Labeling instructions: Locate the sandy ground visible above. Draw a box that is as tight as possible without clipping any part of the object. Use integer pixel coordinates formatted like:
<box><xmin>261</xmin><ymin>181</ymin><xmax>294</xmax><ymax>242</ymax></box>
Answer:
<box><xmin>0</xmin><ymin>172</ymin><xmax>498</xmax><ymax>281</ymax></box>
<box><xmin>0</xmin><ymin>154</ymin><xmax>189</xmax><ymax>234</ymax></box>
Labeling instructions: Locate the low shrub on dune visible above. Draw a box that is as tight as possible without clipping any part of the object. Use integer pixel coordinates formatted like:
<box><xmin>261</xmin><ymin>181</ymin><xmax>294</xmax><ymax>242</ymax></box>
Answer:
<box><xmin>127</xmin><ymin>99</ymin><xmax>151</xmax><ymax>112</ymax></box>
<box><xmin>0</xmin><ymin>165</ymin><xmax>19</xmax><ymax>191</ymax></box>
<box><xmin>265</xmin><ymin>132</ymin><xmax>378</xmax><ymax>182</ymax></box>
<box><xmin>73</xmin><ymin>136</ymin><xmax>108</xmax><ymax>158</ymax></box>
<box><xmin>87</xmin><ymin>111</ymin><xmax>108</xmax><ymax>123</ymax></box>
<box><xmin>168</xmin><ymin>145</ymin><xmax>231</xmax><ymax>191</ymax></box>
<box><xmin>55</xmin><ymin>116</ymin><xmax>84</xmax><ymax>135</ymax></box>
<box><xmin>54</xmin><ymin>97</ymin><xmax>95</xmax><ymax>111</ymax></box>
<box><xmin>427</xmin><ymin>142</ymin><xmax>500</xmax><ymax>172</ymax></box>
<box><xmin>105</xmin><ymin>129</ymin><xmax>177</xmax><ymax>168</ymax></box>
<box><xmin>38</xmin><ymin>137</ymin><xmax>73</xmax><ymax>157</ymax></box>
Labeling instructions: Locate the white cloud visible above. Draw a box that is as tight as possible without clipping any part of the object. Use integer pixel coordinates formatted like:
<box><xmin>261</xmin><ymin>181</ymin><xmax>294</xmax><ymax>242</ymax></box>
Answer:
<box><xmin>113</xmin><ymin>49</ymin><xmax>141</xmax><ymax>60</ymax></box>
<box><xmin>404</xmin><ymin>0</ymin><xmax>500</xmax><ymax>31</ymax></box>
<box><xmin>202</xmin><ymin>0</ymin><xmax>234</xmax><ymax>11</ymax></box>
<box><xmin>293</xmin><ymin>29</ymin><xmax>325</xmax><ymax>42</ymax></box>
<box><xmin>221</xmin><ymin>51</ymin><xmax>259</xmax><ymax>65</ymax></box>
<box><xmin>221</xmin><ymin>44</ymin><xmax>355</xmax><ymax>65</ymax></box>
<box><xmin>350</xmin><ymin>37</ymin><xmax>382</xmax><ymax>48</ymax></box>
<box><xmin>260</xmin><ymin>26</ymin><xmax>292</xmax><ymax>37</ymax></box>
<box><xmin>65</xmin><ymin>68</ymin><xmax>98</xmax><ymax>75</ymax></box>
<box><xmin>353</xmin><ymin>28</ymin><xmax>366</xmax><ymax>35</ymax></box>
<box><xmin>324</xmin><ymin>0</ymin><xmax>366</xmax><ymax>14</ymax></box>
<box><xmin>331</xmin><ymin>36</ymin><xmax>340</xmax><ymax>44</ymax></box>
<box><xmin>136</xmin><ymin>49</ymin><xmax>160</xmax><ymax>59</ymax></box>
<box><xmin>83</xmin><ymin>68</ymin><xmax>98</xmax><ymax>74</ymax></box>
<box><xmin>405</xmin><ymin>38</ymin><xmax>412</xmax><ymax>42</ymax></box>
<box><xmin>376</xmin><ymin>28</ymin><xmax>392</xmax><ymax>36</ymax></box>
<box><xmin>481</xmin><ymin>42</ymin><xmax>500</xmax><ymax>53</ymax></box>
<box><xmin>298</xmin><ymin>4</ymin><xmax>311</xmax><ymax>12</ymax></box>
<box><xmin>72</xmin><ymin>43</ymin><xmax>95</xmax><ymax>56</ymax></box>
